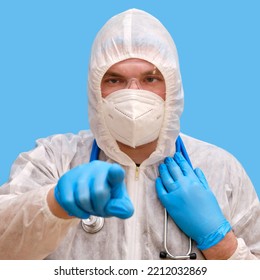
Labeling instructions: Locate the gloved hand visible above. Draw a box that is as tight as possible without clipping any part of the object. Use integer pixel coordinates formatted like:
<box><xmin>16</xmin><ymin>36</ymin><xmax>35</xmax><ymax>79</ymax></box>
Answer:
<box><xmin>54</xmin><ymin>160</ymin><xmax>134</xmax><ymax>220</ymax></box>
<box><xmin>156</xmin><ymin>152</ymin><xmax>231</xmax><ymax>250</ymax></box>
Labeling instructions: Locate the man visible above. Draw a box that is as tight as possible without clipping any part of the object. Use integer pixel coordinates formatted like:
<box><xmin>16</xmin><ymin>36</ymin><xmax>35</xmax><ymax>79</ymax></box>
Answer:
<box><xmin>0</xmin><ymin>9</ymin><xmax>259</xmax><ymax>260</ymax></box>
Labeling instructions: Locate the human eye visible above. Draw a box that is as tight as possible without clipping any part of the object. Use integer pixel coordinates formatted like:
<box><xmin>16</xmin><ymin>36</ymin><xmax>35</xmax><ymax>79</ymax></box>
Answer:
<box><xmin>144</xmin><ymin>75</ymin><xmax>164</xmax><ymax>83</ymax></box>
<box><xmin>145</xmin><ymin>76</ymin><xmax>156</xmax><ymax>83</ymax></box>
<box><xmin>103</xmin><ymin>76</ymin><xmax>124</xmax><ymax>86</ymax></box>
<box><xmin>104</xmin><ymin>77</ymin><xmax>118</xmax><ymax>84</ymax></box>
<box><xmin>108</xmin><ymin>78</ymin><xmax>120</xmax><ymax>84</ymax></box>
<box><xmin>140</xmin><ymin>72</ymin><xmax>166</xmax><ymax>93</ymax></box>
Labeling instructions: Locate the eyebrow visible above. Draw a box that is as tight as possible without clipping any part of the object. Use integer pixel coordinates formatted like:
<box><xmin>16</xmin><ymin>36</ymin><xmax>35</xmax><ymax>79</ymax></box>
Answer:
<box><xmin>103</xmin><ymin>69</ymin><xmax>163</xmax><ymax>78</ymax></box>
<box><xmin>102</xmin><ymin>72</ymin><xmax>125</xmax><ymax>78</ymax></box>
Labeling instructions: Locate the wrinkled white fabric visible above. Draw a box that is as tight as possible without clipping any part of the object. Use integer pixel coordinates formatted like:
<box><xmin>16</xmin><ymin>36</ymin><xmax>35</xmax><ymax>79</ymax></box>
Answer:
<box><xmin>228</xmin><ymin>238</ymin><xmax>257</xmax><ymax>260</ymax></box>
<box><xmin>0</xmin><ymin>9</ymin><xmax>260</xmax><ymax>260</ymax></box>
<box><xmin>0</xmin><ymin>132</ymin><xmax>259</xmax><ymax>259</ymax></box>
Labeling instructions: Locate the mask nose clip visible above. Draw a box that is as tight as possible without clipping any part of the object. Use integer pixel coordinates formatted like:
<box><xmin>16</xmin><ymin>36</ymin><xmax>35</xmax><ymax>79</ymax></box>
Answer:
<box><xmin>126</xmin><ymin>78</ymin><xmax>142</xmax><ymax>89</ymax></box>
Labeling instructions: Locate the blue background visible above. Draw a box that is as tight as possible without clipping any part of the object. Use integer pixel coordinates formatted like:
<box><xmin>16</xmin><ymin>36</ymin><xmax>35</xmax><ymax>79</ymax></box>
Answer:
<box><xmin>0</xmin><ymin>0</ymin><xmax>259</xmax><ymax>198</ymax></box>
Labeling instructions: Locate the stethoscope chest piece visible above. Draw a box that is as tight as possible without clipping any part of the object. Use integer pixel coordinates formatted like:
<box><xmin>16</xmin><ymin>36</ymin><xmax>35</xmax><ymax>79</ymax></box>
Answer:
<box><xmin>81</xmin><ymin>216</ymin><xmax>104</xmax><ymax>234</ymax></box>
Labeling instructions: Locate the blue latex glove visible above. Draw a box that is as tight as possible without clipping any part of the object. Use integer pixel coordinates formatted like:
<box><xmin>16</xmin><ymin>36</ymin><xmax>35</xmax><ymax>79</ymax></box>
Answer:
<box><xmin>156</xmin><ymin>152</ymin><xmax>231</xmax><ymax>250</ymax></box>
<box><xmin>54</xmin><ymin>160</ymin><xmax>134</xmax><ymax>220</ymax></box>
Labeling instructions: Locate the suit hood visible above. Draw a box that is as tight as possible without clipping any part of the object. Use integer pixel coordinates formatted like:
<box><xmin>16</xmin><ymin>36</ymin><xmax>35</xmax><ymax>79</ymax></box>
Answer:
<box><xmin>88</xmin><ymin>9</ymin><xmax>184</xmax><ymax>166</ymax></box>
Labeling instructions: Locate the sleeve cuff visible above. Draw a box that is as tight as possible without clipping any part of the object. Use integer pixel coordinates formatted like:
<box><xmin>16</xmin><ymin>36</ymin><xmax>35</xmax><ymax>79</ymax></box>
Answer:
<box><xmin>42</xmin><ymin>185</ymin><xmax>80</xmax><ymax>226</ymax></box>
<box><xmin>228</xmin><ymin>238</ymin><xmax>257</xmax><ymax>260</ymax></box>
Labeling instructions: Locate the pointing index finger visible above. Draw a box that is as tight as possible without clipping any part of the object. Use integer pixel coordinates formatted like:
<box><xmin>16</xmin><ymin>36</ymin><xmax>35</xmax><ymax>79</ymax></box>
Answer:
<box><xmin>107</xmin><ymin>164</ymin><xmax>125</xmax><ymax>187</ymax></box>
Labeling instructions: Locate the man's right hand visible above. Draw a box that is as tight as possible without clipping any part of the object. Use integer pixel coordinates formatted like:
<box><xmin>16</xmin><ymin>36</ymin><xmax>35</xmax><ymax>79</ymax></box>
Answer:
<box><xmin>50</xmin><ymin>161</ymin><xmax>134</xmax><ymax>219</ymax></box>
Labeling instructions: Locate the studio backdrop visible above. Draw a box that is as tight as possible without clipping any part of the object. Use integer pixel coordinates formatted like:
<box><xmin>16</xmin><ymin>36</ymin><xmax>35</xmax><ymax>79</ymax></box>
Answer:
<box><xmin>0</xmin><ymin>0</ymin><xmax>259</xmax><ymax>197</ymax></box>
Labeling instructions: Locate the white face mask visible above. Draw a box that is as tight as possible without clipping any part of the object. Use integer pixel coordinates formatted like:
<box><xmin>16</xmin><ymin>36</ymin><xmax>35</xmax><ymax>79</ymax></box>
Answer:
<box><xmin>102</xmin><ymin>89</ymin><xmax>165</xmax><ymax>148</ymax></box>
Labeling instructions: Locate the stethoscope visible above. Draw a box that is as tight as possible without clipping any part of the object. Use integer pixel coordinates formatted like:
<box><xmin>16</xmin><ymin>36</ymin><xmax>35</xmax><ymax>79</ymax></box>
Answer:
<box><xmin>82</xmin><ymin>136</ymin><xmax>197</xmax><ymax>260</ymax></box>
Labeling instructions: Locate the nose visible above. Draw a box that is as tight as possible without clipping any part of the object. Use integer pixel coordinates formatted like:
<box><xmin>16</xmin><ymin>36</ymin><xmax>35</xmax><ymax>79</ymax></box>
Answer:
<box><xmin>126</xmin><ymin>78</ymin><xmax>142</xmax><ymax>89</ymax></box>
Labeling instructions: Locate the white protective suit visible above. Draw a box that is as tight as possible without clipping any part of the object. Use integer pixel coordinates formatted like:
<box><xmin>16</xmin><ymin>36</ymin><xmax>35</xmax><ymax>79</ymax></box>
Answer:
<box><xmin>0</xmin><ymin>9</ymin><xmax>260</xmax><ymax>260</ymax></box>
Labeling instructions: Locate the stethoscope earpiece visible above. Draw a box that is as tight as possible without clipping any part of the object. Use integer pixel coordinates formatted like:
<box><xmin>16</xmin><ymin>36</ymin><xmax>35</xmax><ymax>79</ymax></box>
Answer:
<box><xmin>159</xmin><ymin>251</ymin><xmax>197</xmax><ymax>260</ymax></box>
<box><xmin>159</xmin><ymin>251</ymin><xmax>168</xmax><ymax>259</ymax></box>
<box><xmin>189</xmin><ymin>253</ymin><xmax>197</xmax><ymax>259</ymax></box>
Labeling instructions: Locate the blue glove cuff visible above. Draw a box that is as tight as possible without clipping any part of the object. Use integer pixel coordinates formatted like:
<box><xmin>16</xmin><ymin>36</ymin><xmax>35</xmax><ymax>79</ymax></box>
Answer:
<box><xmin>197</xmin><ymin>221</ymin><xmax>232</xmax><ymax>250</ymax></box>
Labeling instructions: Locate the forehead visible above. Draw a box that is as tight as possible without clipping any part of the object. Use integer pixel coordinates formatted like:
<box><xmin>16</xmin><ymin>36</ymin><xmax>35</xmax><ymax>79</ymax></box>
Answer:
<box><xmin>105</xmin><ymin>58</ymin><xmax>158</xmax><ymax>75</ymax></box>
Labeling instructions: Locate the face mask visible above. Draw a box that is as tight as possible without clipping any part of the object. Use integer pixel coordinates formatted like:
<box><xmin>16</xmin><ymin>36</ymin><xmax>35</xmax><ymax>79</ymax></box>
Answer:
<box><xmin>102</xmin><ymin>89</ymin><xmax>165</xmax><ymax>148</ymax></box>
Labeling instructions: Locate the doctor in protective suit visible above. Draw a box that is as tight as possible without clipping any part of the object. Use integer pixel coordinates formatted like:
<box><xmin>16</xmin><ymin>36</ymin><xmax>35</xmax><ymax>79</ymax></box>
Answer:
<box><xmin>0</xmin><ymin>9</ymin><xmax>260</xmax><ymax>260</ymax></box>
